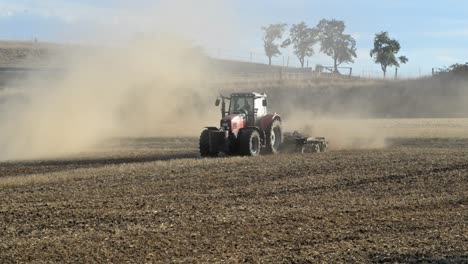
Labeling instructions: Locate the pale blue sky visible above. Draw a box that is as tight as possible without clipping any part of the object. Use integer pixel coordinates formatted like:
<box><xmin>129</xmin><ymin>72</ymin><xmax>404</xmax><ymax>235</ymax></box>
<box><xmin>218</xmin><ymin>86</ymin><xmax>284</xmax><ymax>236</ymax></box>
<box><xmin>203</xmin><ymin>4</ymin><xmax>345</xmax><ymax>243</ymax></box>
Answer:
<box><xmin>1</xmin><ymin>0</ymin><xmax>468</xmax><ymax>77</ymax></box>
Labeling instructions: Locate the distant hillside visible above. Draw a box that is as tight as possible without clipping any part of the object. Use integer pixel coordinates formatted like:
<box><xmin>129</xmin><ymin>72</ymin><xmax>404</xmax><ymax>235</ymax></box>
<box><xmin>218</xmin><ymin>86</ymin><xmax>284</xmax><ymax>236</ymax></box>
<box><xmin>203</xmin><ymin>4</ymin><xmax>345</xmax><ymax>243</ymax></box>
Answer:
<box><xmin>0</xmin><ymin>40</ymin><xmax>307</xmax><ymax>73</ymax></box>
<box><xmin>0</xmin><ymin>40</ymin><xmax>314</xmax><ymax>88</ymax></box>
<box><xmin>0</xmin><ymin>40</ymin><xmax>66</xmax><ymax>67</ymax></box>
<box><xmin>3</xmin><ymin>40</ymin><xmax>468</xmax><ymax>118</ymax></box>
<box><xmin>207</xmin><ymin>59</ymin><xmax>309</xmax><ymax>74</ymax></box>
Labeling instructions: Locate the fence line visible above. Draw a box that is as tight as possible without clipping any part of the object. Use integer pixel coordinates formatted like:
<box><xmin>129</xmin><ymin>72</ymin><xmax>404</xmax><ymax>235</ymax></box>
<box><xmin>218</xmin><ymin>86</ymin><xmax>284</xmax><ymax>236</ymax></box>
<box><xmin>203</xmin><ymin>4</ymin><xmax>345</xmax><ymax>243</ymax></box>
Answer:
<box><xmin>203</xmin><ymin>47</ymin><xmax>428</xmax><ymax>79</ymax></box>
<box><xmin>208</xmin><ymin>71</ymin><xmax>363</xmax><ymax>86</ymax></box>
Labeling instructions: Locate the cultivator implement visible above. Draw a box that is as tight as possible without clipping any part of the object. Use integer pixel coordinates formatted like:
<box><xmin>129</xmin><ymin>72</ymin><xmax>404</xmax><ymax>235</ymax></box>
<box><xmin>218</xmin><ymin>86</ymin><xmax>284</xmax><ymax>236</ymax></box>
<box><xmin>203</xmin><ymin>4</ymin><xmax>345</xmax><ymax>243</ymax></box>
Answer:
<box><xmin>281</xmin><ymin>131</ymin><xmax>328</xmax><ymax>153</ymax></box>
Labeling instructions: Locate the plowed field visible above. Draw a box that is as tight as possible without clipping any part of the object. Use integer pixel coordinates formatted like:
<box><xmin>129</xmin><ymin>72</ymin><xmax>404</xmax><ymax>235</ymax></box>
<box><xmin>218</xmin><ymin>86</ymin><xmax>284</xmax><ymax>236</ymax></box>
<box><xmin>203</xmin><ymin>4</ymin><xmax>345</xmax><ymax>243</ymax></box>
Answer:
<box><xmin>1</xmin><ymin>137</ymin><xmax>467</xmax><ymax>263</ymax></box>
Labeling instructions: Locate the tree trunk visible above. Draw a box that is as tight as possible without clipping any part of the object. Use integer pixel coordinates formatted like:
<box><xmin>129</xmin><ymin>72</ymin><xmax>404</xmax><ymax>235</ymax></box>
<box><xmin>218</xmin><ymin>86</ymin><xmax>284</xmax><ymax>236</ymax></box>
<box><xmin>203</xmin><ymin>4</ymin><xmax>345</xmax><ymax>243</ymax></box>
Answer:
<box><xmin>268</xmin><ymin>56</ymin><xmax>272</xmax><ymax>66</ymax></box>
<box><xmin>299</xmin><ymin>57</ymin><xmax>304</xmax><ymax>68</ymax></box>
<box><xmin>334</xmin><ymin>57</ymin><xmax>338</xmax><ymax>73</ymax></box>
<box><xmin>382</xmin><ymin>65</ymin><xmax>387</xmax><ymax>79</ymax></box>
<box><xmin>395</xmin><ymin>67</ymin><xmax>398</xmax><ymax>79</ymax></box>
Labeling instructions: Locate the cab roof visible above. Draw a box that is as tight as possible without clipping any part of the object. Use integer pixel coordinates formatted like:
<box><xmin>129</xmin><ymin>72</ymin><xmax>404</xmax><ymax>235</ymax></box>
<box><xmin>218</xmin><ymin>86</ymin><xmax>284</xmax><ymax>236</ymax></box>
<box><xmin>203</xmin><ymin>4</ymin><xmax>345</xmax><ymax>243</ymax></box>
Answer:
<box><xmin>230</xmin><ymin>92</ymin><xmax>267</xmax><ymax>98</ymax></box>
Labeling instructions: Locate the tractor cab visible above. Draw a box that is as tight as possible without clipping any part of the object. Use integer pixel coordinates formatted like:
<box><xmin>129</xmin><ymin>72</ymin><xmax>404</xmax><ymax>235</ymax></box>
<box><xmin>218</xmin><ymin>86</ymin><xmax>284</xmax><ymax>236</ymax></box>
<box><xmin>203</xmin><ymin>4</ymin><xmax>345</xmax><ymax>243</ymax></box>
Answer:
<box><xmin>216</xmin><ymin>92</ymin><xmax>268</xmax><ymax>126</ymax></box>
<box><xmin>206</xmin><ymin>92</ymin><xmax>281</xmax><ymax>157</ymax></box>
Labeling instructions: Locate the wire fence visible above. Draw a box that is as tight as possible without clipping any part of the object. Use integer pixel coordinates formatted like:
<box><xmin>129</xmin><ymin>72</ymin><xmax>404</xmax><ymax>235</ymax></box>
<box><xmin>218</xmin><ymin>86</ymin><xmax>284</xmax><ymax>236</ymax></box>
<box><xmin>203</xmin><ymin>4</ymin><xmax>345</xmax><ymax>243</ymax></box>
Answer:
<box><xmin>203</xmin><ymin>48</ymin><xmax>305</xmax><ymax>68</ymax></box>
<box><xmin>203</xmin><ymin>47</ymin><xmax>429</xmax><ymax>80</ymax></box>
<box><xmin>209</xmin><ymin>71</ymin><xmax>362</xmax><ymax>85</ymax></box>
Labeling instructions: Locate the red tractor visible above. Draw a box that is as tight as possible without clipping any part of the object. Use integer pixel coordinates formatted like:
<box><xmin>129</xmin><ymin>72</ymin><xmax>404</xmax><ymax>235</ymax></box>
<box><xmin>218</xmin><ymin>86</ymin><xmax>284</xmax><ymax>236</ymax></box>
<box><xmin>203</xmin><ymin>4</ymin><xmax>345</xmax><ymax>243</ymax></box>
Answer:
<box><xmin>199</xmin><ymin>92</ymin><xmax>282</xmax><ymax>156</ymax></box>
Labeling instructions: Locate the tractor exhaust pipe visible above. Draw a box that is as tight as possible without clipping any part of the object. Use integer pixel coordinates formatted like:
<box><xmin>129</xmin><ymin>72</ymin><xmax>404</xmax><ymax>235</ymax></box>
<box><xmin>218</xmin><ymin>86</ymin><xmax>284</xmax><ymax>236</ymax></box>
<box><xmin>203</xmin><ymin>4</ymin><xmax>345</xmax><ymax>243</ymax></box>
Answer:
<box><xmin>216</xmin><ymin>95</ymin><xmax>229</xmax><ymax>118</ymax></box>
<box><xmin>221</xmin><ymin>98</ymin><xmax>226</xmax><ymax>118</ymax></box>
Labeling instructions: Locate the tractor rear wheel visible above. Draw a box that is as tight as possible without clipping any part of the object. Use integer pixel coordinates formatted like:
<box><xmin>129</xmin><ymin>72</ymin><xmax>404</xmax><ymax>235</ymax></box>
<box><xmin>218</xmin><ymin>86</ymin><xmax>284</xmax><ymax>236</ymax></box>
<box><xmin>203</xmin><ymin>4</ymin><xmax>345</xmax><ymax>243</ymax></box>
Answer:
<box><xmin>265</xmin><ymin>119</ymin><xmax>282</xmax><ymax>154</ymax></box>
<box><xmin>240</xmin><ymin>129</ymin><xmax>261</xmax><ymax>156</ymax></box>
<box><xmin>199</xmin><ymin>130</ymin><xmax>218</xmax><ymax>157</ymax></box>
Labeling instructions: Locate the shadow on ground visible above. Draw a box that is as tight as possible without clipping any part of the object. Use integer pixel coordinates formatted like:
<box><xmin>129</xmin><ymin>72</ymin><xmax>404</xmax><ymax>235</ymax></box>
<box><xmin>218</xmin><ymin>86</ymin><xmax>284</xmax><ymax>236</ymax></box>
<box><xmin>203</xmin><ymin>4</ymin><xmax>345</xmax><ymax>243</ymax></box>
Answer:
<box><xmin>0</xmin><ymin>152</ymin><xmax>199</xmax><ymax>178</ymax></box>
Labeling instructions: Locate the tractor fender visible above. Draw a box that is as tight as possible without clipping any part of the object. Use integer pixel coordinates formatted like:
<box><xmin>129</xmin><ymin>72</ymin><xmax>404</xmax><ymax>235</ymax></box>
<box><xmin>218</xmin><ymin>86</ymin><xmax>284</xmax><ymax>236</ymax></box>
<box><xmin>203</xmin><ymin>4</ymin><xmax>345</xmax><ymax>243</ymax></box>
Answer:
<box><xmin>204</xmin><ymin>127</ymin><xmax>219</xmax><ymax>131</ymax></box>
<box><xmin>259</xmin><ymin>113</ymin><xmax>282</xmax><ymax>131</ymax></box>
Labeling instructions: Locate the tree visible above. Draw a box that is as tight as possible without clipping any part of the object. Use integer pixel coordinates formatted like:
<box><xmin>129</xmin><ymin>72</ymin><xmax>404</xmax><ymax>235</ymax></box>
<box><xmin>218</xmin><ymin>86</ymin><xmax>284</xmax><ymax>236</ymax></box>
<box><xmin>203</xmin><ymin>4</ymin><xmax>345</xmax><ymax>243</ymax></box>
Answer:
<box><xmin>370</xmin><ymin>31</ymin><xmax>407</xmax><ymax>78</ymax></box>
<box><xmin>261</xmin><ymin>23</ymin><xmax>288</xmax><ymax>66</ymax></box>
<box><xmin>435</xmin><ymin>62</ymin><xmax>468</xmax><ymax>77</ymax></box>
<box><xmin>285</xmin><ymin>22</ymin><xmax>318</xmax><ymax>68</ymax></box>
<box><xmin>394</xmin><ymin>55</ymin><xmax>408</xmax><ymax>79</ymax></box>
<box><xmin>448</xmin><ymin>62</ymin><xmax>468</xmax><ymax>75</ymax></box>
<box><xmin>316</xmin><ymin>19</ymin><xmax>357</xmax><ymax>73</ymax></box>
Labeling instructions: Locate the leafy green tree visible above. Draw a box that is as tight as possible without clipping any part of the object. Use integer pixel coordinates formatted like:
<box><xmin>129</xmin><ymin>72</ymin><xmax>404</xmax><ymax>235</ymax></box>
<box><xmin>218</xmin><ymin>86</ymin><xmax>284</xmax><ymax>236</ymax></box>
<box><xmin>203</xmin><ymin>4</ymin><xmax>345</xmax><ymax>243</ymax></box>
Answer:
<box><xmin>436</xmin><ymin>62</ymin><xmax>468</xmax><ymax>77</ymax></box>
<box><xmin>261</xmin><ymin>23</ymin><xmax>288</xmax><ymax>66</ymax></box>
<box><xmin>316</xmin><ymin>19</ymin><xmax>357</xmax><ymax>73</ymax></box>
<box><xmin>394</xmin><ymin>56</ymin><xmax>408</xmax><ymax>79</ymax></box>
<box><xmin>370</xmin><ymin>31</ymin><xmax>407</xmax><ymax>78</ymax></box>
<box><xmin>285</xmin><ymin>22</ymin><xmax>318</xmax><ymax>68</ymax></box>
<box><xmin>447</xmin><ymin>62</ymin><xmax>468</xmax><ymax>74</ymax></box>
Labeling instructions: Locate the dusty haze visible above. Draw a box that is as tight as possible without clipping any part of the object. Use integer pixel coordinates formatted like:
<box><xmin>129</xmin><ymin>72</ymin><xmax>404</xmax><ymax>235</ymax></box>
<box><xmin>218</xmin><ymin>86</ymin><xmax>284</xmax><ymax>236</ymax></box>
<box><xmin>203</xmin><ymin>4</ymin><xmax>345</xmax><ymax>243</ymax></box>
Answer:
<box><xmin>0</xmin><ymin>0</ymin><xmax>238</xmax><ymax>161</ymax></box>
<box><xmin>0</xmin><ymin>38</ymin><xmax>223</xmax><ymax>160</ymax></box>
<box><xmin>3</xmin><ymin>47</ymin><xmax>468</xmax><ymax>159</ymax></box>
<box><xmin>2</xmin><ymin>1</ymin><xmax>468</xmax><ymax>160</ymax></box>
<box><xmin>223</xmin><ymin>76</ymin><xmax>468</xmax><ymax>149</ymax></box>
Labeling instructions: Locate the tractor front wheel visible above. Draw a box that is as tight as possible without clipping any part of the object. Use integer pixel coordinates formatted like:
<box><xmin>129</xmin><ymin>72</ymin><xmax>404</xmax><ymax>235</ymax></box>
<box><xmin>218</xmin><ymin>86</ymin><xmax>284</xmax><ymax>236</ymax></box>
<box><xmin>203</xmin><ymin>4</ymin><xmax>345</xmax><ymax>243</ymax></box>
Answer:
<box><xmin>199</xmin><ymin>130</ymin><xmax>218</xmax><ymax>157</ymax></box>
<box><xmin>240</xmin><ymin>129</ymin><xmax>261</xmax><ymax>156</ymax></box>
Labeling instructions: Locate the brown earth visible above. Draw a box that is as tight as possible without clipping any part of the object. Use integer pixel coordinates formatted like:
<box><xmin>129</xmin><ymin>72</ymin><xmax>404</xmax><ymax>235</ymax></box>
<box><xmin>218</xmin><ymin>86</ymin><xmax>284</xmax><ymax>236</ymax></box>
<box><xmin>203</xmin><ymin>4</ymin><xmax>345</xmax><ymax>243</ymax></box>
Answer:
<box><xmin>0</xmin><ymin>137</ymin><xmax>467</xmax><ymax>263</ymax></box>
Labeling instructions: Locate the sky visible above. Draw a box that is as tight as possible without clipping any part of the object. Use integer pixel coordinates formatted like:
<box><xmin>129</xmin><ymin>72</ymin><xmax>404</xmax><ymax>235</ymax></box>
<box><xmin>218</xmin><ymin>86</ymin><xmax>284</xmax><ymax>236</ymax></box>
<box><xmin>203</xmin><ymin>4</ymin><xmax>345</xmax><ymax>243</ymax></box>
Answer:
<box><xmin>1</xmin><ymin>0</ymin><xmax>468</xmax><ymax>77</ymax></box>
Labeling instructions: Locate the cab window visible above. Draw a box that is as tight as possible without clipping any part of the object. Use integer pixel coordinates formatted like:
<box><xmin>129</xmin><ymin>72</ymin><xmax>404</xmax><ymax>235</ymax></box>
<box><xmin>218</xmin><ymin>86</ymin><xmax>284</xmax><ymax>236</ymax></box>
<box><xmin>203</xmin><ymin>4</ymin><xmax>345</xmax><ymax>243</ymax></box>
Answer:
<box><xmin>230</xmin><ymin>97</ymin><xmax>254</xmax><ymax>114</ymax></box>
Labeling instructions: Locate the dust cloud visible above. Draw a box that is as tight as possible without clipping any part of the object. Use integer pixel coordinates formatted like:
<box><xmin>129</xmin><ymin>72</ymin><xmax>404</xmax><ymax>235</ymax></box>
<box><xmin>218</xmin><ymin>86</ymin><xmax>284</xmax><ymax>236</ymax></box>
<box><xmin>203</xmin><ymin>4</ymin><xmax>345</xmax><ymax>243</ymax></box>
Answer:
<box><xmin>2</xmin><ymin>1</ymin><xmax>468</xmax><ymax>161</ymax></box>
<box><xmin>283</xmin><ymin>112</ymin><xmax>388</xmax><ymax>150</ymax></box>
<box><xmin>0</xmin><ymin>38</ymin><xmax>221</xmax><ymax>160</ymax></box>
<box><xmin>0</xmin><ymin>0</ymin><xmax>236</xmax><ymax>161</ymax></box>
<box><xmin>237</xmin><ymin>76</ymin><xmax>468</xmax><ymax>150</ymax></box>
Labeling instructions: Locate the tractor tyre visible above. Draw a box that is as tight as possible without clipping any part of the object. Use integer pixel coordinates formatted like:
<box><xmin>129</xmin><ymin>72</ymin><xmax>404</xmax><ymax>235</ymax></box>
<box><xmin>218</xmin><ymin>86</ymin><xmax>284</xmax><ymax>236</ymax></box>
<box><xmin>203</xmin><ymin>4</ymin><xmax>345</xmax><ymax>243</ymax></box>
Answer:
<box><xmin>239</xmin><ymin>129</ymin><xmax>261</xmax><ymax>156</ymax></box>
<box><xmin>199</xmin><ymin>130</ymin><xmax>218</xmax><ymax>157</ymax></box>
<box><xmin>265</xmin><ymin>119</ymin><xmax>283</xmax><ymax>154</ymax></box>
